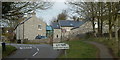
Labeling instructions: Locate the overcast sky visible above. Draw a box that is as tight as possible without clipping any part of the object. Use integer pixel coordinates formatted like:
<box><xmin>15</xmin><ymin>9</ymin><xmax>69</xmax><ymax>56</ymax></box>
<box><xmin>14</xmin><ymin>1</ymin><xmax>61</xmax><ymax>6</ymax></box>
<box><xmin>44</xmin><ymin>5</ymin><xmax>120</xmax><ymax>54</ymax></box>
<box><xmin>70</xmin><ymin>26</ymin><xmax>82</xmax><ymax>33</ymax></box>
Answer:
<box><xmin>36</xmin><ymin>0</ymin><xmax>68</xmax><ymax>25</ymax></box>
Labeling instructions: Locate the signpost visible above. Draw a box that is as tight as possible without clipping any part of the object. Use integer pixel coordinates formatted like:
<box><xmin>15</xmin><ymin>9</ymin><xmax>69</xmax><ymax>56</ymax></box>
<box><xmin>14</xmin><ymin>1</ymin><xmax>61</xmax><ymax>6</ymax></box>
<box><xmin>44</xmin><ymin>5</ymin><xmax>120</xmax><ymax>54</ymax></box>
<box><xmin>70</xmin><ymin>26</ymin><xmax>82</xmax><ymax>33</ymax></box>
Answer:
<box><xmin>53</xmin><ymin>43</ymin><xmax>69</xmax><ymax>58</ymax></box>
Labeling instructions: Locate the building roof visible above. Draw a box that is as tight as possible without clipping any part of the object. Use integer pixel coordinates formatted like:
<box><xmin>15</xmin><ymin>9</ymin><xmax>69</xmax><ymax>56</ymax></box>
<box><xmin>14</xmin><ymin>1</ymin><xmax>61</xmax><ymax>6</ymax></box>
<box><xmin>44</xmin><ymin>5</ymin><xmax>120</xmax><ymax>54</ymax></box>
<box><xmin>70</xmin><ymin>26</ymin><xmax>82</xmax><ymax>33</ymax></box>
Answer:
<box><xmin>59</xmin><ymin>20</ymin><xmax>84</xmax><ymax>28</ymax></box>
<box><xmin>46</xmin><ymin>26</ymin><xmax>53</xmax><ymax>30</ymax></box>
<box><xmin>51</xmin><ymin>22</ymin><xmax>60</xmax><ymax>29</ymax></box>
<box><xmin>51</xmin><ymin>20</ymin><xmax>87</xmax><ymax>29</ymax></box>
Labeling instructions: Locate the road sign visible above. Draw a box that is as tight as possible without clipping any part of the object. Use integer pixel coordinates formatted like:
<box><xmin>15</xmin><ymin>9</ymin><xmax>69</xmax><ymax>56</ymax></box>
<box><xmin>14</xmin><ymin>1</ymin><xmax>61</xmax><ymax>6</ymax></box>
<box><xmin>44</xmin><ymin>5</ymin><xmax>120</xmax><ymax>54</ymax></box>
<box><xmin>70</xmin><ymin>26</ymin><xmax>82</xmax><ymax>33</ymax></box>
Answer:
<box><xmin>53</xmin><ymin>43</ymin><xmax>69</xmax><ymax>49</ymax></box>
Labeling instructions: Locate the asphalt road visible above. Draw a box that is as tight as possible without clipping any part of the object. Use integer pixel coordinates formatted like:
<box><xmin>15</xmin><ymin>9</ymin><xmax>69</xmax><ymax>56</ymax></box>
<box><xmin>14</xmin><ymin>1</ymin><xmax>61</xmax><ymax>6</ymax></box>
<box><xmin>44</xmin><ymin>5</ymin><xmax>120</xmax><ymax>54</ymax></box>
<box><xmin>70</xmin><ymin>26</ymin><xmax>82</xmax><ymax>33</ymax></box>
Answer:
<box><xmin>3</xmin><ymin>43</ymin><xmax>61</xmax><ymax>60</ymax></box>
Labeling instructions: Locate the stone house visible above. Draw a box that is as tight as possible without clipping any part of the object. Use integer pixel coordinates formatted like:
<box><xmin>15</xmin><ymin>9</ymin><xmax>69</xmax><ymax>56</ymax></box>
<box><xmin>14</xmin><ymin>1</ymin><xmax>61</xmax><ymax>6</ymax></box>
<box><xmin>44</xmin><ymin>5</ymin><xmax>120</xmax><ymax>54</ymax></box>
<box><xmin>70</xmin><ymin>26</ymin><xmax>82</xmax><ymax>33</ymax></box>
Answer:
<box><xmin>51</xmin><ymin>20</ymin><xmax>84</xmax><ymax>41</ymax></box>
<box><xmin>51</xmin><ymin>22</ymin><xmax>61</xmax><ymax>42</ymax></box>
<box><xmin>72</xmin><ymin>20</ymin><xmax>93</xmax><ymax>34</ymax></box>
<box><xmin>15</xmin><ymin>13</ymin><xmax>46</xmax><ymax>41</ymax></box>
<box><xmin>59</xmin><ymin>20</ymin><xmax>84</xmax><ymax>38</ymax></box>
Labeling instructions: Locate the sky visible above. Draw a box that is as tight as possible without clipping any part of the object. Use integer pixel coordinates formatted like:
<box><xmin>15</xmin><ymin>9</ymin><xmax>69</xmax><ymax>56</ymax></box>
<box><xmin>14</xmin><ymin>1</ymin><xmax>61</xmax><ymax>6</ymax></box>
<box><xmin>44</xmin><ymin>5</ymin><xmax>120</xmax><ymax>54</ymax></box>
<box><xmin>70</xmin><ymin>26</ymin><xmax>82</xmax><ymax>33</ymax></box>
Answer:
<box><xmin>36</xmin><ymin>0</ymin><xmax>69</xmax><ymax>25</ymax></box>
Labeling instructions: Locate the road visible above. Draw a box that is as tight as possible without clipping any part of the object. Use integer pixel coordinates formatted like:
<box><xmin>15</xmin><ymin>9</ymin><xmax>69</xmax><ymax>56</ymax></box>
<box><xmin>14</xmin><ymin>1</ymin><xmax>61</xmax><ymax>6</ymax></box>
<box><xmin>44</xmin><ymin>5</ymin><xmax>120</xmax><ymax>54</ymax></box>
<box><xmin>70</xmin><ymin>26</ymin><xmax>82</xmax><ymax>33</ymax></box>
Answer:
<box><xmin>3</xmin><ymin>43</ymin><xmax>61</xmax><ymax>60</ymax></box>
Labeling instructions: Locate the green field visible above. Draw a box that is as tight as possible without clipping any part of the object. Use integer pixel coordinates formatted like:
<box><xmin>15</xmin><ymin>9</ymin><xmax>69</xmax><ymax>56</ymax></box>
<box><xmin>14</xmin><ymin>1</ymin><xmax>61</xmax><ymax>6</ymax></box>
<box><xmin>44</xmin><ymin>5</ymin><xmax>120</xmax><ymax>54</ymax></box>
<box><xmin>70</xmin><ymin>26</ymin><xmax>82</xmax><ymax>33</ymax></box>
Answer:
<box><xmin>59</xmin><ymin>40</ymin><xmax>99</xmax><ymax>58</ymax></box>
<box><xmin>2</xmin><ymin>45</ymin><xmax>17</xmax><ymax>58</ymax></box>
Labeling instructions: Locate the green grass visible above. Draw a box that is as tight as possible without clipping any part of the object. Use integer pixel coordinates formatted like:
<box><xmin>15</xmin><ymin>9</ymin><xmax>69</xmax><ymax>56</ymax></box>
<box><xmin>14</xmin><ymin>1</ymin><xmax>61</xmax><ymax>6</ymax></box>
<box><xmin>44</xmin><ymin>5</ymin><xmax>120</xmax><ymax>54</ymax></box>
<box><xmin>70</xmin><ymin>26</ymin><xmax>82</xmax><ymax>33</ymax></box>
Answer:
<box><xmin>59</xmin><ymin>40</ymin><xmax>99</xmax><ymax>58</ymax></box>
<box><xmin>0</xmin><ymin>46</ymin><xmax>2</xmax><ymax>58</ymax></box>
<box><xmin>2</xmin><ymin>45</ymin><xmax>17</xmax><ymax>58</ymax></box>
<box><xmin>89</xmin><ymin>37</ymin><xmax>119</xmax><ymax>57</ymax></box>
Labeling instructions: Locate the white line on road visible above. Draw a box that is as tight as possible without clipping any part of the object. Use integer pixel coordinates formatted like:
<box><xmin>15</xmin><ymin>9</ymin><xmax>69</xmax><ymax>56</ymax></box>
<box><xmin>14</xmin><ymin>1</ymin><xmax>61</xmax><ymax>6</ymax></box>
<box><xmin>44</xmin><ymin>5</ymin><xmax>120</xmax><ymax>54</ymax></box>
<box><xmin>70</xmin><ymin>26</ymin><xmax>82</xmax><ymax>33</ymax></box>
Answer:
<box><xmin>19</xmin><ymin>47</ymin><xmax>32</xmax><ymax>49</ymax></box>
<box><xmin>32</xmin><ymin>48</ymin><xmax>40</xmax><ymax>56</ymax></box>
<box><xmin>37</xmin><ymin>48</ymin><xmax>39</xmax><ymax>51</ymax></box>
<box><xmin>20</xmin><ymin>47</ymin><xmax>23</xmax><ymax>49</ymax></box>
<box><xmin>32</xmin><ymin>51</ymin><xmax>38</xmax><ymax>56</ymax></box>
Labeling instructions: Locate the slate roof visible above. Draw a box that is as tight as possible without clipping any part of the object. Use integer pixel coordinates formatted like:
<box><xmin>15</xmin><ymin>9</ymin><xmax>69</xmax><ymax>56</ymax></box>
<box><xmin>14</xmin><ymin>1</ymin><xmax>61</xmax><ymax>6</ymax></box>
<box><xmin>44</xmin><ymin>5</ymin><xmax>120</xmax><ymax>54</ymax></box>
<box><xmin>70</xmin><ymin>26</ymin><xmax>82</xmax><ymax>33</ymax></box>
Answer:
<box><xmin>51</xmin><ymin>22</ymin><xmax>60</xmax><ymax>29</ymax></box>
<box><xmin>51</xmin><ymin>20</ymin><xmax>87</xmax><ymax>29</ymax></box>
<box><xmin>59</xmin><ymin>20</ymin><xmax>85</xmax><ymax>28</ymax></box>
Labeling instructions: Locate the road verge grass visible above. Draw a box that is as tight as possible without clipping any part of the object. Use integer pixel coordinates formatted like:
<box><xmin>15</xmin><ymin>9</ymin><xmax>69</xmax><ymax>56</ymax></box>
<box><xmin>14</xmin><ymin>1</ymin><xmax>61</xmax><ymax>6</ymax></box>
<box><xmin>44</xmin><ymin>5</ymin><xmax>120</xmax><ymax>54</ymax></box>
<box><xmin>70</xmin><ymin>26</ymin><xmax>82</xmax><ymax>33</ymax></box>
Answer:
<box><xmin>89</xmin><ymin>37</ymin><xmax>119</xmax><ymax>58</ymax></box>
<box><xmin>58</xmin><ymin>40</ymin><xmax>99</xmax><ymax>58</ymax></box>
<box><xmin>2</xmin><ymin>45</ymin><xmax>17</xmax><ymax>58</ymax></box>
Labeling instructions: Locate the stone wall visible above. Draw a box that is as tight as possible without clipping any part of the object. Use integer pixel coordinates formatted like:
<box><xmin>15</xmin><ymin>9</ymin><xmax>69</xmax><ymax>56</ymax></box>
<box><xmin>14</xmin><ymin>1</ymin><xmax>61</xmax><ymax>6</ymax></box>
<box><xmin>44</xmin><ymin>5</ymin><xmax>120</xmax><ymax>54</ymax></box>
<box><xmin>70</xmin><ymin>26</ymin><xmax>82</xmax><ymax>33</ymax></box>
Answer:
<box><xmin>71</xmin><ymin>21</ymin><xmax>93</xmax><ymax>35</ymax></box>
<box><xmin>15</xmin><ymin>15</ymin><xmax>46</xmax><ymax>40</ymax></box>
<box><xmin>23</xmin><ymin>39</ymin><xmax>50</xmax><ymax>44</ymax></box>
<box><xmin>53</xmin><ymin>29</ymin><xmax>61</xmax><ymax>39</ymax></box>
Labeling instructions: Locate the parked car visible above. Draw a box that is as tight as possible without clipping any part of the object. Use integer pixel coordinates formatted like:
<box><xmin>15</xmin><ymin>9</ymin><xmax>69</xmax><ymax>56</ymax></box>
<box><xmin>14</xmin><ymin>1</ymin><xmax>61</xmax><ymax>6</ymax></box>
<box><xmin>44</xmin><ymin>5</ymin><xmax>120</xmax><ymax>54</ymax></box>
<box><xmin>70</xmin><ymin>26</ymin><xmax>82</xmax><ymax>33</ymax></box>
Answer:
<box><xmin>17</xmin><ymin>40</ymin><xmax>21</xmax><ymax>43</ymax></box>
<box><xmin>35</xmin><ymin>35</ymin><xmax>47</xmax><ymax>39</ymax></box>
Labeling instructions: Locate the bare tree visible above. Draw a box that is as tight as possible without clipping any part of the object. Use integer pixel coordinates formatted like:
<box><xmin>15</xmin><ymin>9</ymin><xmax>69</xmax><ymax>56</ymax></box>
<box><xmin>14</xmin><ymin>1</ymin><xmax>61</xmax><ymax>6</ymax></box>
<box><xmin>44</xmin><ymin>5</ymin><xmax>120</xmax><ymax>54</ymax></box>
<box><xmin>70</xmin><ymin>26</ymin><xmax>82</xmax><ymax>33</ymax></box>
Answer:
<box><xmin>2</xmin><ymin>2</ymin><xmax>54</xmax><ymax>27</ymax></box>
<box><xmin>52</xmin><ymin>10</ymin><xmax>68</xmax><ymax>22</ymax></box>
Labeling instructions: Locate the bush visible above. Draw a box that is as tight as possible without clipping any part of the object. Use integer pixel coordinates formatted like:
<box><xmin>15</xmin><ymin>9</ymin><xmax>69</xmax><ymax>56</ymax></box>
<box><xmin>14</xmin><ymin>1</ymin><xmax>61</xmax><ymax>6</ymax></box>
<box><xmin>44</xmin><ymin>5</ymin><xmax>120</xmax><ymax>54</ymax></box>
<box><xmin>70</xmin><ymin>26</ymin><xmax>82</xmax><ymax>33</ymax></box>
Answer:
<box><xmin>85</xmin><ymin>31</ymin><xmax>94</xmax><ymax>38</ymax></box>
<box><xmin>2</xmin><ymin>27</ymin><xmax>16</xmax><ymax>42</ymax></box>
<box><xmin>118</xmin><ymin>50</ymin><xmax>120</xmax><ymax>57</ymax></box>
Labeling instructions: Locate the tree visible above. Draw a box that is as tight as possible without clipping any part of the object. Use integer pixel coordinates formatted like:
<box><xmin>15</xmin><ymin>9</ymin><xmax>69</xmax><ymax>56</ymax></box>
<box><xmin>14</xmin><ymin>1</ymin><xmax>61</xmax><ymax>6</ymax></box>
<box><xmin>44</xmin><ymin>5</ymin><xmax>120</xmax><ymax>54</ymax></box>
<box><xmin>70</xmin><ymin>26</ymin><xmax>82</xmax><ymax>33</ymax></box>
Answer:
<box><xmin>67</xmin><ymin>2</ymin><xmax>98</xmax><ymax>36</ymax></box>
<box><xmin>57</xmin><ymin>10</ymin><xmax>68</xmax><ymax>20</ymax></box>
<box><xmin>67</xmin><ymin>1</ymin><xmax>120</xmax><ymax>39</ymax></box>
<box><xmin>53</xmin><ymin>10</ymin><xmax>68</xmax><ymax>22</ymax></box>
<box><xmin>2</xmin><ymin>2</ymin><xmax>54</xmax><ymax>27</ymax></box>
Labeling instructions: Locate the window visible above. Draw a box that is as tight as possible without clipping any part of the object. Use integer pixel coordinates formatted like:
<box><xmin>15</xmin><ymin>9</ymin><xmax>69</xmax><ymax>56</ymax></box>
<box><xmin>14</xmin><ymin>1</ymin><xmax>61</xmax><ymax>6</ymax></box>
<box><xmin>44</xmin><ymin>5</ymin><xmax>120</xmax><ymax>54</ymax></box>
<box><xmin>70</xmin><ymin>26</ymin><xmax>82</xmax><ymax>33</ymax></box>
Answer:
<box><xmin>38</xmin><ymin>24</ymin><xmax>42</xmax><ymax>30</ymax></box>
<box><xmin>57</xmin><ymin>35</ymin><xmax>58</xmax><ymax>38</ymax></box>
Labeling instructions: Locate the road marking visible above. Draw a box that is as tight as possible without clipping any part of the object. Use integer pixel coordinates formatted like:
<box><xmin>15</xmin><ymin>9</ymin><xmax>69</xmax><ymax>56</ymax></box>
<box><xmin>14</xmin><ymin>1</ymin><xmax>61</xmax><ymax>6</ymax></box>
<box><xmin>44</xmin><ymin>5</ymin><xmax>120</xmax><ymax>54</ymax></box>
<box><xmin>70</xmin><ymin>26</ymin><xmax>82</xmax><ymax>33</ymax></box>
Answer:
<box><xmin>32</xmin><ymin>51</ymin><xmax>38</xmax><ymax>56</ymax></box>
<box><xmin>37</xmin><ymin>48</ymin><xmax>39</xmax><ymax>51</ymax></box>
<box><xmin>32</xmin><ymin>48</ymin><xmax>39</xmax><ymax>56</ymax></box>
<box><xmin>20</xmin><ymin>47</ymin><xmax>23</xmax><ymax>49</ymax></box>
<box><xmin>19</xmin><ymin>47</ymin><xmax>32</xmax><ymax>49</ymax></box>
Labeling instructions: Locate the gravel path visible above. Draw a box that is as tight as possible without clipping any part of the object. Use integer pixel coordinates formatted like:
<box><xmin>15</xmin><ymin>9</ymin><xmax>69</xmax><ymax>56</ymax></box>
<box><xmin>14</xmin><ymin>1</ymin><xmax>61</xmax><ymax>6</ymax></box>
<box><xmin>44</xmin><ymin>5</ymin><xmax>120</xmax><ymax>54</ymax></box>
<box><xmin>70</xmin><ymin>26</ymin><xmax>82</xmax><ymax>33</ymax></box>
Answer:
<box><xmin>84</xmin><ymin>41</ymin><xmax>114</xmax><ymax>60</ymax></box>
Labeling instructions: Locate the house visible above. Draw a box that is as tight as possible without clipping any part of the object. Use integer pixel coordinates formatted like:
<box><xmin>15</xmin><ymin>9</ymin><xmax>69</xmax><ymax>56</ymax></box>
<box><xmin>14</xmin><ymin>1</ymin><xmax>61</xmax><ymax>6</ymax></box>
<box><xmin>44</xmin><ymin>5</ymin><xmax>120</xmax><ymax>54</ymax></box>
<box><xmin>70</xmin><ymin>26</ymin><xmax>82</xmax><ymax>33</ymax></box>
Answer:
<box><xmin>71</xmin><ymin>20</ymin><xmax>93</xmax><ymax>34</ymax></box>
<box><xmin>51</xmin><ymin>20</ymin><xmax>85</xmax><ymax>41</ymax></box>
<box><xmin>51</xmin><ymin>22</ymin><xmax>62</xmax><ymax>42</ymax></box>
<box><xmin>59</xmin><ymin>20</ymin><xmax>85</xmax><ymax>38</ymax></box>
<box><xmin>15</xmin><ymin>13</ymin><xmax>46</xmax><ymax>41</ymax></box>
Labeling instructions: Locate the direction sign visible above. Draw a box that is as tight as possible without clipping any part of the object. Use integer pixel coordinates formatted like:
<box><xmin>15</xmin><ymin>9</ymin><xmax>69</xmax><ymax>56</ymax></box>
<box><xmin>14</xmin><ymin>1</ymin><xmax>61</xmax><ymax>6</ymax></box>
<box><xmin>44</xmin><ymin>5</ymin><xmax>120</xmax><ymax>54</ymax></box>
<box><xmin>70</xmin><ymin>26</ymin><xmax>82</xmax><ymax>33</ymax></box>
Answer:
<box><xmin>53</xmin><ymin>43</ymin><xmax>69</xmax><ymax>49</ymax></box>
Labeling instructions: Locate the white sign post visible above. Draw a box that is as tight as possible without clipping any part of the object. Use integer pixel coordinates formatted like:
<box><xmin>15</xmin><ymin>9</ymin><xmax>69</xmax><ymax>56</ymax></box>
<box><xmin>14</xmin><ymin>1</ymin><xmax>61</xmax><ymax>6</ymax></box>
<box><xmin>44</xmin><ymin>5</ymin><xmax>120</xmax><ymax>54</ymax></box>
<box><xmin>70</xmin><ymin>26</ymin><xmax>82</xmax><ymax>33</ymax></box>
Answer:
<box><xmin>53</xmin><ymin>43</ymin><xmax>69</xmax><ymax>49</ymax></box>
<box><xmin>53</xmin><ymin>43</ymin><xmax>69</xmax><ymax>58</ymax></box>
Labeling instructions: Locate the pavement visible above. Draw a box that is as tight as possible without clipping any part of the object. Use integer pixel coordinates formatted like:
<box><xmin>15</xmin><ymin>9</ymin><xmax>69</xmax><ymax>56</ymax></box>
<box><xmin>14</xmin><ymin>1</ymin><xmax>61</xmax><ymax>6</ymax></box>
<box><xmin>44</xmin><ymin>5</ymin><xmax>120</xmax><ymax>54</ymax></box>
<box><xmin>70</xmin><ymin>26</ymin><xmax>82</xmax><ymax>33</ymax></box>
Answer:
<box><xmin>2</xmin><ymin>43</ymin><xmax>61</xmax><ymax>60</ymax></box>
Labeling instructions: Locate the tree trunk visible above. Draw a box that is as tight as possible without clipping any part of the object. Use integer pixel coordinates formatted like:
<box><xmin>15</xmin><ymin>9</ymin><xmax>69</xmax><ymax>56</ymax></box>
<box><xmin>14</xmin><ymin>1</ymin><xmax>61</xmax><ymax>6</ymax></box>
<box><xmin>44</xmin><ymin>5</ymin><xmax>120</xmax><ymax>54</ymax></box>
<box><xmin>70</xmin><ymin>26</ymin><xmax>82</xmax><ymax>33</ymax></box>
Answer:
<box><xmin>100</xmin><ymin>2</ymin><xmax>103</xmax><ymax>37</ymax></box>
<box><xmin>109</xmin><ymin>19</ymin><xmax>112</xmax><ymax>40</ymax></box>
<box><xmin>115</xmin><ymin>15</ymin><xmax>119</xmax><ymax>41</ymax></box>
<box><xmin>100</xmin><ymin>19</ymin><xmax>103</xmax><ymax>36</ymax></box>
<box><xmin>92</xmin><ymin>17</ymin><xmax>96</xmax><ymax>37</ymax></box>
<box><xmin>108</xmin><ymin>3</ymin><xmax>112</xmax><ymax>40</ymax></box>
<box><xmin>97</xmin><ymin>2</ymin><xmax>101</xmax><ymax>37</ymax></box>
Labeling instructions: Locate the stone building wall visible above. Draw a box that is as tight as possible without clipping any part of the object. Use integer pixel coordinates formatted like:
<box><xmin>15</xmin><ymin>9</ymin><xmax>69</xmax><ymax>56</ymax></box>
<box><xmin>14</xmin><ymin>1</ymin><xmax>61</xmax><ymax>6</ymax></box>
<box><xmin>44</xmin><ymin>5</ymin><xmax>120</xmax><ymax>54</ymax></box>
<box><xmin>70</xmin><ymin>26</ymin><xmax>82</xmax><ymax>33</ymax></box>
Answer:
<box><xmin>15</xmin><ymin>15</ymin><xmax>46</xmax><ymax>40</ymax></box>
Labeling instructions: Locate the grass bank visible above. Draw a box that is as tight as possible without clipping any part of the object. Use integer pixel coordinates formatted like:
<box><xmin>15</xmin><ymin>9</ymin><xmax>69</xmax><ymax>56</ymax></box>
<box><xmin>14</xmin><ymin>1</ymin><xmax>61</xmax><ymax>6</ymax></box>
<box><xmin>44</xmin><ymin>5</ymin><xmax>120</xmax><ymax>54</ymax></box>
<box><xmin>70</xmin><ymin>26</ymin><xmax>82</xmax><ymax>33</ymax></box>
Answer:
<box><xmin>88</xmin><ymin>37</ymin><xmax>119</xmax><ymax>58</ymax></box>
<box><xmin>2</xmin><ymin>45</ymin><xmax>17</xmax><ymax>58</ymax></box>
<box><xmin>59</xmin><ymin>40</ymin><xmax>99</xmax><ymax>58</ymax></box>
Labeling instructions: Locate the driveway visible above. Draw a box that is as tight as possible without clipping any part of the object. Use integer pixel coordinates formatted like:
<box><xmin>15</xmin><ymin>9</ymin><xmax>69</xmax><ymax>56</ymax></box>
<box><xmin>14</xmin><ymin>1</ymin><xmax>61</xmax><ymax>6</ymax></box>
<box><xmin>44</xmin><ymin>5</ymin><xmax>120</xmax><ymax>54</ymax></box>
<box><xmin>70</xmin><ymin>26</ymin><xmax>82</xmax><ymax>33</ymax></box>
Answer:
<box><xmin>2</xmin><ymin>43</ymin><xmax>61</xmax><ymax>60</ymax></box>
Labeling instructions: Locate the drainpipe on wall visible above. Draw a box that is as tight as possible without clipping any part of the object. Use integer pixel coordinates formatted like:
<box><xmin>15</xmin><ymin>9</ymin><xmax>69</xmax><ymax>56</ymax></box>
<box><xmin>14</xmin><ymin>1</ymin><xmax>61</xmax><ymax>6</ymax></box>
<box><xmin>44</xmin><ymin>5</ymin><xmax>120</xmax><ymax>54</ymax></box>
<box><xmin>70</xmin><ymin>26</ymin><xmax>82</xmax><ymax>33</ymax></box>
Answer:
<box><xmin>19</xmin><ymin>25</ymin><xmax>20</xmax><ymax>42</ymax></box>
<box><xmin>61</xmin><ymin>29</ymin><xmax>62</xmax><ymax>42</ymax></box>
<box><xmin>22</xmin><ymin>23</ymin><xmax>24</xmax><ymax>44</ymax></box>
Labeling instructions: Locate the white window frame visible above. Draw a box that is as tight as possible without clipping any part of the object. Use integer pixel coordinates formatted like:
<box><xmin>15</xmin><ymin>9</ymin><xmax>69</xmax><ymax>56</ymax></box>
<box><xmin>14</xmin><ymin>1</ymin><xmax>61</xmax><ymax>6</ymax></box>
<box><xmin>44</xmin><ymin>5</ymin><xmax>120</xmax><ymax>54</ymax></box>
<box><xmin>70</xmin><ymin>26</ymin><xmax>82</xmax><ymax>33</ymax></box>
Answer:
<box><xmin>38</xmin><ymin>24</ymin><xmax>42</xmax><ymax>30</ymax></box>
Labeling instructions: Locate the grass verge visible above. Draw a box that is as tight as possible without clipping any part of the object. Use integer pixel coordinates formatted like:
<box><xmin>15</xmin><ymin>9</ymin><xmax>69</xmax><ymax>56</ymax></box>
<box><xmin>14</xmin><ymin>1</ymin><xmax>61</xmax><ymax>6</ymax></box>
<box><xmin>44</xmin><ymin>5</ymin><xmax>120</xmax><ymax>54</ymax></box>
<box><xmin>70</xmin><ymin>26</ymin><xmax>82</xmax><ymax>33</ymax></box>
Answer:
<box><xmin>59</xmin><ymin>40</ymin><xmax>99</xmax><ymax>58</ymax></box>
<box><xmin>89</xmin><ymin>37</ymin><xmax>119</xmax><ymax>58</ymax></box>
<box><xmin>2</xmin><ymin>45</ymin><xmax>17</xmax><ymax>58</ymax></box>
